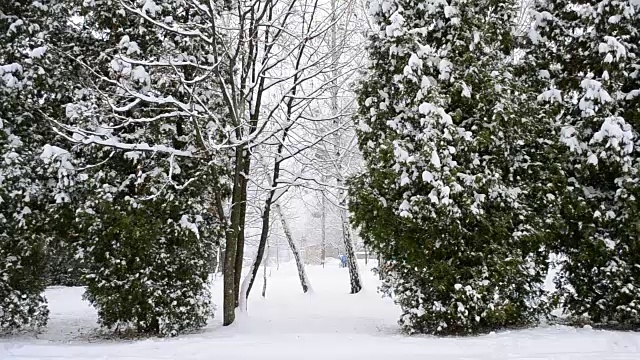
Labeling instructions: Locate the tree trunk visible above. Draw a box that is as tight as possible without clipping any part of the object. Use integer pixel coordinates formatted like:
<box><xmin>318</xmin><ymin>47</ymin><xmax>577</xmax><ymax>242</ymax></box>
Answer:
<box><xmin>243</xmin><ymin>195</ymin><xmax>275</xmax><ymax>301</ymax></box>
<box><xmin>262</xmin><ymin>241</ymin><xmax>269</xmax><ymax>298</ymax></box>
<box><xmin>240</xmin><ymin>5</ymin><xmax>317</xmax><ymax>299</ymax></box>
<box><xmin>223</xmin><ymin>233</ymin><xmax>238</xmax><ymax>325</ymax></box>
<box><xmin>223</xmin><ymin>145</ymin><xmax>246</xmax><ymax>326</ymax></box>
<box><xmin>321</xmin><ymin>192</ymin><xmax>326</xmax><ymax>268</ymax></box>
<box><xmin>275</xmin><ymin>203</ymin><xmax>312</xmax><ymax>293</ymax></box>
<box><xmin>212</xmin><ymin>246</ymin><xmax>220</xmax><ymax>276</ymax></box>
<box><xmin>364</xmin><ymin>245</ymin><xmax>368</xmax><ymax>266</ymax></box>
<box><xmin>218</xmin><ymin>246</ymin><xmax>225</xmax><ymax>273</ymax></box>
<box><xmin>340</xmin><ymin>206</ymin><xmax>362</xmax><ymax>293</ymax></box>
<box><xmin>329</xmin><ymin>0</ymin><xmax>360</xmax><ymax>293</ymax></box>
<box><xmin>234</xmin><ymin>151</ymin><xmax>251</xmax><ymax>306</ymax></box>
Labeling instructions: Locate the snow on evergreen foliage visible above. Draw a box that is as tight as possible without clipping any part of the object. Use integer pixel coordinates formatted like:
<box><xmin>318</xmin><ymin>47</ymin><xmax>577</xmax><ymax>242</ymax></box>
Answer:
<box><xmin>527</xmin><ymin>0</ymin><xmax>640</xmax><ymax>328</ymax></box>
<box><xmin>0</xmin><ymin>0</ymin><xmax>65</xmax><ymax>332</ymax></box>
<box><xmin>68</xmin><ymin>149</ymin><xmax>223</xmax><ymax>336</ymax></box>
<box><xmin>50</xmin><ymin>0</ymin><xmax>231</xmax><ymax>336</ymax></box>
<box><xmin>350</xmin><ymin>0</ymin><xmax>553</xmax><ymax>335</ymax></box>
<box><xmin>1</xmin><ymin>0</ymin><xmax>229</xmax><ymax>336</ymax></box>
<box><xmin>78</xmin><ymin>198</ymin><xmax>217</xmax><ymax>336</ymax></box>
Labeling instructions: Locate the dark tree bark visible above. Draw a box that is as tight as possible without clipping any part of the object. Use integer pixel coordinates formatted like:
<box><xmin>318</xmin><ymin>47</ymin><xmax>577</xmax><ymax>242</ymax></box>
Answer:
<box><xmin>222</xmin><ymin>145</ymin><xmax>246</xmax><ymax>326</ymax></box>
<box><xmin>340</xmin><ymin>207</ymin><xmax>362</xmax><ymax>294</ymax></box>
<box><xmin>243</xmin><ymin>160</ymin><xmax>280</xmax><ymax>299</ymax></box>
<box><xmin>234</xmin><ymin>151</ymin><xmax>251</xmax><ymax>306</ymax></box>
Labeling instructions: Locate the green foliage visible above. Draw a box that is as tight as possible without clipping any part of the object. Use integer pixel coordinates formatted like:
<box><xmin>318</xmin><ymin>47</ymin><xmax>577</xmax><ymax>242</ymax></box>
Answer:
<box><xmin>44</xmin><ymin>205</ymin><xmax>85</xmax><ymax>287</ymax></box>
<box><xmin>78</xmin><ymin>196</ymin><xmax>217</xmax><ymax>336</ymax></box>
<box><xmin>2</xmin><ymin>0</ymin><xmax>230</xmax><ymax>336</ymax></box>
<box><xmin>350</xmin><ymin>0</ymin><xmax>554</xmax><ymax>335</ymax></box>
<box><xmin>0</xmin><ymin>0</ymin><xmax>73</xmax><ymax>332</ymax></box>
<box><xmin>53</xmin><ymin>0</ymin><xmax>231</xmax><ymax>336</ymax></box>
<box><xmin>528</xmin><ymin>0</ymin><xmax>640</xmax><ymax>328</ymax></box>
<box><xmin>68</xmin><ymin>121</ymin><xmax>227</xmax><ymax>336</ymax></box>
<box><xmin>0</xmin><ymin>202</ymin><xmax>49</xmax><ymax>332</ymax></box>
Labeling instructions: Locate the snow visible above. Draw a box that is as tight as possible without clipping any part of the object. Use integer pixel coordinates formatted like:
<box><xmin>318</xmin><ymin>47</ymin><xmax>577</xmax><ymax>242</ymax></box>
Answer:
<box><xmin>142</xmin><ymin>0</ymin><xmax>160</xmax><ymax>17</ymax></box>
<box><xmin>28</xmin><ymin>46</ymin><xmax>47</xmax><ymax>59</ymax></box>
<box><xmin>539</xmin><ymin>70</ymin><xmax>551</xmax><ymax>79</ymax></box>
<box><xmin>461</xmin><ymin>83</ymin><xmax>471</xmax><ymax>97</ymax></box>
<box><xmin>0</xmin><ymin>63</ymin><xmax>23</xmax><ymax>89</ymax></box>
<box><xmin>538</xmin><ymin>89</ymin><xmax>562</xmax><ymax>102</ymax></box>
<box><xmin>604</xmin><ymin>53</ymin><xmax>614</xmax><ymax>63</ymax></box>
<box><xmin>118</xmin><ymin>36</ymin><xmax>140</xmax><ymax>55</ymax></box>
<box><xmin>560</xmin><ymin>125</ymin><xmax>582</xmax><ymax>153</ymax></box>
<box><xmin>438</xmin><ymin>59</ymin><xmax>452</xmax><ymax>80</ymax></box>
<box><xmin>109</xmin><ymin>59</ymin><xmax>131</xmax><ymax>76</ymax></box>
<box><xmin>408</xmin><ymin>53</ymin><xmax>422</xmax><ymax>70</ymax></box>
<box><xmin>8</xmin><ymin>19</ymin><xmax>23</xmax><ymax>33</ymax></box>
<box><xmin>40</xmin><ymin>144</ymin><xmax>70</xmax><ymax>164</ymax></box>
<box><xmin>178</xmin><ymin>215</ymin><xmax>200</xmax><ymax>239</ymax></box>
<box><xmin>590</xmin><ymin>117</ymin><xmax>635</xmax><ymax>154</ymax></box>
<box><xmin>3</xmin><ymin>260</ymin><xmax>640</xmax><ymax>359</ymax></box>
<box><xmin>444</xmin><ymin>5</ymin><xmax>458</xmax><ymax>18</ymax></box>
<box><xmin>422</xmin><ymin>170</ymin><xmax>433</xmax><ymax>183</ymax></box>
<box><xmin>608</xmin><ymin>15</ymin><xmax>621</xmax><ymax>24</ymax></box>
<box><xmin>602</xmin><ymin>36</ymin><xmax>627</xmax><ymax>60</ymax></box>
<box><xmin>431</xmin><ymin>150</ymin><xmax>441</xmax><ymax>168</ymax></box>
<box><xmin>357</xmin><ymin>120</ymin><xmax>372</xmax><ymax>132</ymax></box>
<box><xmin>386</xmin><ymin>11</ymin><xmax>405</xmax><ymax>37</ymax></box>
<box><xmin>579</xmin><ymin>79</ymin><xmax>612</xmax><ymax>114</ymax></box>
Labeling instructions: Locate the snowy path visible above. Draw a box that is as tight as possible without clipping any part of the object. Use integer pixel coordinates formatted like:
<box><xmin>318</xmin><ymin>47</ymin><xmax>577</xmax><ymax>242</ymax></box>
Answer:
<box><xmin>2</xmin><ymin>260</ymin><xmax>640</xmax><ymax>360</ymax></box>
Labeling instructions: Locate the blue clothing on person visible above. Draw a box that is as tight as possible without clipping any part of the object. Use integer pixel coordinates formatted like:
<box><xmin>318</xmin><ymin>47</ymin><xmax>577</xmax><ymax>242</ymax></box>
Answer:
<box><xmin>339</xmin><ymin>255</ymin><xmax>347</xmax><ymax>268</ymax></box>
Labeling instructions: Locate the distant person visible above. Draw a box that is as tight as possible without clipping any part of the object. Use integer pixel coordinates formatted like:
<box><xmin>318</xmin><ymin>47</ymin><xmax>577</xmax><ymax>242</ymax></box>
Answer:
<box><xmin>339</xmin><ymin>254</ymin><xmax>347</xmax><ymax>268</ymax></box>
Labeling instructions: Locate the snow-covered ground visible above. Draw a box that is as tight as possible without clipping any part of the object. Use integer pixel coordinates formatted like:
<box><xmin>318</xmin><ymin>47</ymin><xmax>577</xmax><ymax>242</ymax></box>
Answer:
<box><xmin>2</xmin><ymin>259</ymin><xmax>640</xmax><ymax>359</ymax></box>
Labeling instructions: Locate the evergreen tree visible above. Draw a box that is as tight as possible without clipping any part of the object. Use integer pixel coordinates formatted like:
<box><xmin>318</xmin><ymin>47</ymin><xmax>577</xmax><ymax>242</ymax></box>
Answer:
<box><xmin>350</xmin><ymin>0</ymin><xmax>553</xmax><ymax>334</ymax></box>
<box><xmin>50</xmin><ymin>0</ymin><xmax>231</xmax><ymax>336</ymax></box>
<box><xmin>0</xmin><ymin>0</ymin><xmax>77</xmax><ymax>332</ymax></box>
<box><xmin>528</xmin><ymin>0</ymin><xmax>640</xmax><ymax>327</ymax></box>
<box><xmin>0</xmin><ymin>1</ymin><xmax>93</xmax><ymax>294</ymax></box>
<box><xmin>1</xmin><ymin>0</ymin><xmax>231</xmax><ymax>336</ymax></box>
<box><xmin>77</xmin><ymin>182</ymin><xmax>221</xmax><ymax>336</ymax></box>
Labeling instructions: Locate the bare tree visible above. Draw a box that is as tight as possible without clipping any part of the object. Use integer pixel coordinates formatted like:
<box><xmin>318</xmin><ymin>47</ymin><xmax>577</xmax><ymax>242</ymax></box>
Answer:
<box><xmin>54</xmin><ymin>0</ymin><xmax>363</xmax><ymax>325</ymax></box>
<box><xmin>238</xmin><ymin>0</ymin><xmax>364</xmax><ymax>303</ymax></box>
<box><xmin>331</xmin><ymin>0</ymin><xmax>362</xmax><ymax>293</ymax></box>
<box><xmin>275</xmin><ymin>203</ymin><xmax>312</xmax><ymax>293</ymax></box>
